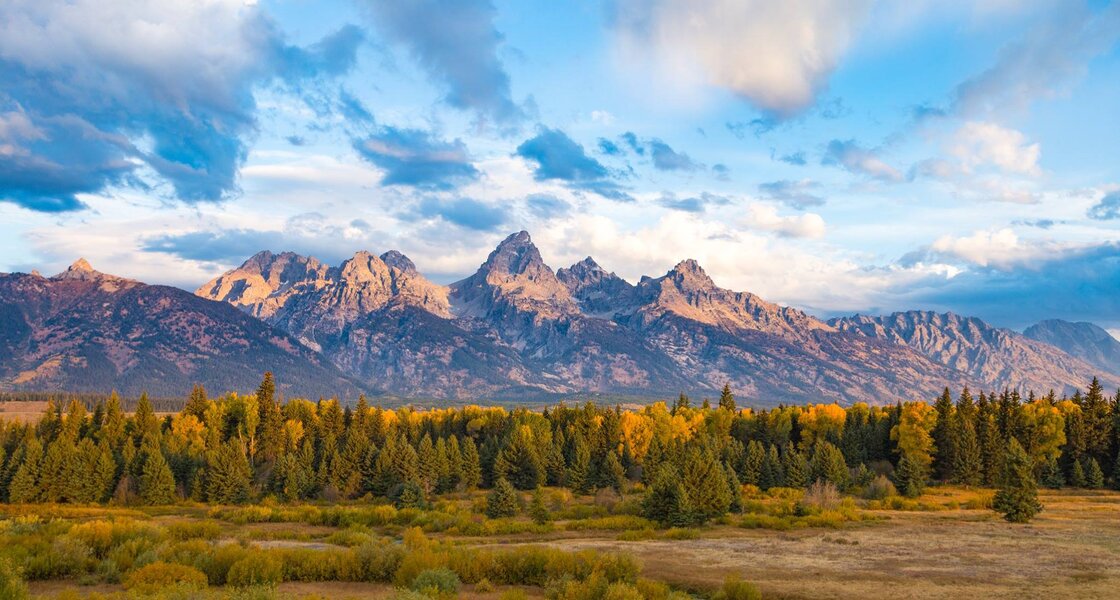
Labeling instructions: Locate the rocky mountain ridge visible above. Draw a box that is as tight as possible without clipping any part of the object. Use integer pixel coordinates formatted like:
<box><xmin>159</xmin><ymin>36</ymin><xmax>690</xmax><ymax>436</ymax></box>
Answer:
<box><xmin>196</xmin><ymin>231</ymin><xmax>1119</xmax><ymax>403</ymax></box>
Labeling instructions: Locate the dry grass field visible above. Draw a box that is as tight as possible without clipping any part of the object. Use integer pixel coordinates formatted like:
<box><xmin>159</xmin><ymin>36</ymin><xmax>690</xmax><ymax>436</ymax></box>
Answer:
<box><xmin>11</xmin><ymin>486</ymin><xmax>1120</xmax><ymax>599</ymax></box>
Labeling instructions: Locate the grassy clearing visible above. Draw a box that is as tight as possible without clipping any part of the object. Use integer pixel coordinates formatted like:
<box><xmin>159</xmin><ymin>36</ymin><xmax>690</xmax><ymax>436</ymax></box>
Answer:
<box><xmin>5</xmin><ymin>486</ymin><xmax>1119</xmax><ymax>599</ymax></box>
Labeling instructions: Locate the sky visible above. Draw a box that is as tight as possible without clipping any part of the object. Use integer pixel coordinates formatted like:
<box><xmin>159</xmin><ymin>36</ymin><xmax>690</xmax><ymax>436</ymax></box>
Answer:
<box><xmin>1</xmin><ymin>0</ymin><xmax>1118</xmax><ymax>334</ymax></box>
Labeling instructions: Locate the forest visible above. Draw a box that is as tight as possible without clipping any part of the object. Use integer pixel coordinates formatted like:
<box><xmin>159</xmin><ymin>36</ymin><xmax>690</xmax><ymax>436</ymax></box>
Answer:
<box><xmin>0</xmin><ymin>375</ymin><xmax>1119</xmax><ymax>599</ymax></box>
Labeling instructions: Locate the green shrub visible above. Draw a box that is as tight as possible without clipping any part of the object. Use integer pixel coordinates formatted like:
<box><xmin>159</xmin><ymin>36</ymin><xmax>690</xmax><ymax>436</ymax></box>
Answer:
<box><xmin>165</xmin><ymin>520</ymin><xmax>222</xmax><ymax>541</ymax></box>
<box><xmin>713</xmin><ymin>575</ymin><xmax>762</xmax><ymax>600</ymax></box>
<box><xmin>353</xmin><ymin>540</ymin><xmax>406</xmax><ymax>582</ymax></box>
<box><xmin>411</xmin><ymin>567</ymin><xmax>461</xmax><ymax>597</ymax></box>
<box><xmin>564</xmin><ymin>515</ymin><xmax>655</xmax><ymax>531</ymax></box>
<box><xmin>862</xmin><ymin>475</ymin><xmax>897</xmax><ymax>500</ymax></box>
<box><xmin>123</xmin><ymin>561</ymin><xmax>208</xmax><ymax>594</ymax></box>
<box><xmin>196</xmin><ymin>543</ymin><xmax>248</xmax><ymax>585</ymax></box>
<box><xmin>227</xmin><ymin>551</ymin><xmax>284</xmax><ymax>587</ymax></box>
<box><xmin>0</xmin><ymin>558</ymin><xmax>29</xmax><ymax>600</ymax></box>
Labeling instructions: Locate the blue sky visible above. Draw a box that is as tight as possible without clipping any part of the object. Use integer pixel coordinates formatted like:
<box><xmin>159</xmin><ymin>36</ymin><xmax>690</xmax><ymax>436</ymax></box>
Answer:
<box><xmin>1</xmin><ymin>0</ymin><xmax>1118</xmax><ymax>333</ymax></box>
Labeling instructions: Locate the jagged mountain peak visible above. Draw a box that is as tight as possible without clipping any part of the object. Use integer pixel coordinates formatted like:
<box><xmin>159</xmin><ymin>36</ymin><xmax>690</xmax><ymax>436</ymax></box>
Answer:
<box><xmin>479</xmin><ymin>230</ymin><xmax>550</xmax><ymax>278</ymax></box>
<box><xmin>52</xmin><ymin>258</ymin><xmax>129</xmax><ymax>285</ymax></box>
<box><xmin>380</xmin><ymin>250</ymin><xmax>417</xmax><ymax>273</ymax></box>
<box><xmin>664</xmin><ymin>259</ymin><xmax>715</xmax><ymax>290</ymax></box>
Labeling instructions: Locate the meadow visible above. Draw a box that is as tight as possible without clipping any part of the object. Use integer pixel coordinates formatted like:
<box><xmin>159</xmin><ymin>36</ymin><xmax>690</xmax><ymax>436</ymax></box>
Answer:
<box><xmin>3</xmin><ymin>484</ymin><xmax>1119</xmax><ymax>599</ymax></box>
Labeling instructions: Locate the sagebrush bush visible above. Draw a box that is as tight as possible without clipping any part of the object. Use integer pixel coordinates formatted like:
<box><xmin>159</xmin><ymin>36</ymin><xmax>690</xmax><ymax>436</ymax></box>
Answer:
<box><xmin>123</xmin><ymin>561</ymin><xmax>208</xmax><ymax>594</ymax></box>
<box><xmin>227</xmin><ymin>551</ymin><xmax>284</xmax><ymax>587</ymax></box>
<box><xmin>712</xmin><ymin>575</ymin><xmax>762</xmax><ymax>600</ymax></box>
<box><xmin>863</xmin><ymin>475</ymin><xmax>898</xmax><ymax>500</ymax></box>
<box><xmin>801</xmin><ymin>481</ymin><xmax>841</xmax><ymax>512</ymax></box>
<box><xmin>411</xmin><ymin>567</ymin><xmax>461</xmax><ymax>597</ymax></box>
<box><xmin>0</xmin><ymin>557</ymin><xmax>29</xmax><ymax>600</ymax></box>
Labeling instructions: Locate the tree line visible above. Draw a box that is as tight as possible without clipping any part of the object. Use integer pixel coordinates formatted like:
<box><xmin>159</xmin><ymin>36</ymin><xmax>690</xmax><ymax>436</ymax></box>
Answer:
<box><xmin>0</xmin><ymin>375</ymin><xmax>1116</xmax><ymax>524</ymax></box>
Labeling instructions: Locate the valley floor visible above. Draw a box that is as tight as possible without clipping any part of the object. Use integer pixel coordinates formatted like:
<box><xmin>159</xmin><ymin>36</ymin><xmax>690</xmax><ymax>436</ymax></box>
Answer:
<box><xmin>12</xmin><ymin>487</ymin><xmax>1120</xmax><ymax>600</ymax></box>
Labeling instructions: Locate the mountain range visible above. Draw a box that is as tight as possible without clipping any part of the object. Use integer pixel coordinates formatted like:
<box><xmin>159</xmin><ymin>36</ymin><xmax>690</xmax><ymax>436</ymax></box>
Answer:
<box><xmin>2</xmin><ymin>231</ymin><xmax>1116</xmax><ymax>404</ymax></box>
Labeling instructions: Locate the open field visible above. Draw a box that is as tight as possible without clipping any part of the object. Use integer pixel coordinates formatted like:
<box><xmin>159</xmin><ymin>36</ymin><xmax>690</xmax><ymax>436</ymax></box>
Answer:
<box><xmin>6</xmin><ymin>486</ymin><xmax>1120</xmax><ymax>599</ymax></box>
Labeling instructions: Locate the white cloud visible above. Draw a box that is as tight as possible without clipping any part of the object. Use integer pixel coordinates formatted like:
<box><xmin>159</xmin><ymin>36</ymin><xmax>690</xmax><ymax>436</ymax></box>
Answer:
<box><xmin>950</xmin><ymin>121</ymin><xmax>1041</xmax><ymax>176</ymax></box>
<box><xmin>928</xmin><ymin>228</ymin><xmax>1054</xmax><ymax>268</ymax></box>
<box><xmin>611</xmin><ymin>0</ymin><xmax>873</xmax><ymax>116</ymax></box>
<box><xmin>743</xmin><ymin>204</ymin><xmax>826</xmax><ymax>239</ymax></box>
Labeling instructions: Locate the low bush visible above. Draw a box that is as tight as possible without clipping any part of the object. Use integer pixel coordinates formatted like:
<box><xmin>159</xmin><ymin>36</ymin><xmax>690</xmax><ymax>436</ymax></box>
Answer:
<box><xmin>564</xmin><ymin>515</ymin><xmax>655</xmax><ymax>531</ymax></box>
<box><xmin>712</xmin><ymin>576</ymin><xmax>762</xmax><ymax>600</ymax></box>
<box><xmin>123</xmin><ymin>561</ymin><xmax>208</xmax><ymax>594</ymax></box>
<box><xmin>0</xmin><ymin>558</ymin><xmax>29</xmax><ymax>600</ymax></box>
<box><xmin>410</xmin><ymin>567</ymin><xmax>461</xmax><ymax>598</ymax></box>
<box><xmin>165</xmin><ymin>520</ymin><xmax>222</xmax><ymax>541</ymax></box>
<box><xmin>862</xmin><ymin>475</ymin><xmax>898</xmax><ymax>500</ymax></box>
<box><xmin>227</xmin><ymin>551</ymin><xmax>284</xmax><ymax>587</ymax></box>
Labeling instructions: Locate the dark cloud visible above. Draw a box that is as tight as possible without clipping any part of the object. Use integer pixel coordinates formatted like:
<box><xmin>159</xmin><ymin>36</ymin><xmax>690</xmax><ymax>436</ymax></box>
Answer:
<box><xmin>657</xmin><ymin>191</ymin><xmax>730</xmax><ymax>213</ymax></box>
<box><xmin>1088</xmin><ymin>191</ymin><xmax>1120</xmax><ymax>220</ymax></box>
<box><xmin>822</xmin><ymin>139</ymin><xmax>903</xmax><ymax>182</ymax></box>
<box><xmin>526</xmin><ymin>193</ymin><xmax>571</xmax><ymax>219</ymax></box>
<box><xmin>362</xmin><ymin>0</ymin><xmax>523</xmax><ymax>125</ymax></box>
<box><xmin>1013</xmin><ymin>218</ymin><xmax>1058</xmax><ymax>229</ymax></box>
<box><xmin>142</xmin><ymin>229</ymin><xmax>280</xmax><ymax>263</ymax></box>
<box><xmin>712</xmin><ymin>164</ymin><xmax>730</xmax><ymax>180</ymax></box>
<box><xmin>897</xmin><ymin>242</ymin><xmax>1120</xmax><ymax>329</ymax></box>
<box><xmin>353</xmin><ymin>126</ymin><xmax>479</xmax><ymax>189</ymax></box>
<box><xmin>415</xmin><ymin>197</ymin><xmax>505</xmax><ymax>230</ymax></box>
<box><xmin>516</xmin><ymin>127</ymin><xmax>608</xmax><ymax>181</ymax></box>
<box><xmin>648</xmin><ymin>139</ymin><xmax>700</xmax><ymax>172</ymax></box>
<box><xmin>620</xmin><ymin>132</ymin><xmax>645</xmax><ymax>155</ymax></box>
<box><xmin>516</xmin><ymin>127</ymin><xmax>634</xmax><ymax>202</ymax></box>
<box><xmin>286</xmin><ymin>135</ymin><xmax>307</xmax><ymax>146</ymax></box>
<box><xmin>0</xmin><ymin>3</ymin><xmax>363</xmax><ymax>212</ymax></box>
<box><xmin>758</xmin><ymin>180</ymin><xmax>825</xmax><ymax>209</ymax></box>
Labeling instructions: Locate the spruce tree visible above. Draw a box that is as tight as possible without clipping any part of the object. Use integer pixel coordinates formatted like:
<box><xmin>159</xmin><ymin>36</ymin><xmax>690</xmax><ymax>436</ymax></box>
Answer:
<box><xmin>1039</xmin><ymin>456</ymin><xmax>1064</xmax><ymax>489</ymax></box>
<box><xmin>566</xmin><ymin>437</ymin><xmax>592</xmax><ymax>493</ymax></box>
<box><xmin>810</xmin><ymin>441</ymin><xmax>849</xmax><ymax>489</ymax></box>
<box><xmin>529</xmin><ymin>488</ymin><xmax>551</xmax><ymax>525</ymax></box>
<box><xmin>133</xmin><ymin>393</ymin><xmax>161</xmax><ymax>447</ymax></box>
<box><xmin>486</xmin><ymin>477</ymin><xmax>520</xmax><ymax>518</ymax></box>
<box><xmin>759</xmin><ymin>444</ymin><xmax>784</xmax><ymax>490</ymax></box>
<box><xmin>1084</xmin><ymin>457</ymin><xmax>1105</xmax><ymax>489</ymax></box>
<box><xmin>8</xmin><ymin>437</ymin><xmax>43</xmax><ymax>504</ymax></box>
<box><xmin>896</xmin><ymin>452</ymin><xmax>926</xmax><ymax>498</ymax></box>
<box><xmin>993</xmin><ymin>439</ymin><xmax>1042</xmax><ymax>523</ymax></box>
<box><xmin>601</xmin><ymin>451</ymin><xmax>626</xmax><ymax>496</ymax></box>
<box><xmin>783</xmin><ymin>444</ymin><xmax>810</xmax><ymax>488</ymax></box>
<box><xmin>459</xmin><ymin>437</ymin><xmax>482</xmax><ymax>490</ymax></box>
<box><xmin>680</xmin><ymin>446</ymin><xmax>731</xmax><ymax>523</ymax></box>
<box><xmin>1069</xmin><ymin>459</ymin><xmax>1086</xmax><ymax>488</ymax></box>
<box><xmin>718</xmin><ymin>384</ymin><xmax>736</xmax><ymax>412</ymax></box>
<box><xmin>184</xmin><ymin>385</ymin><xmax>209</xmax><ymax>420</ymax></box>
<box><xmin>207</xmin><ymin>441</ymin><xmax>253</xmax><ymax>504</ymax></box>
<box><xmin>724</xmin><ymin>463</ymin><xmax>743</xmax><ymax>513</ymax></box>
<box><xmin>932</xmin><ymin>388</ymin><xmax>957</xmax><ymax>482</ymax></box>
<box><xmin>642</xmin><ymin>466</ymin><xmax>692</xmax><ymax>527</ymax></box>
<box><xmin>395</xmin><ymin>479</ymin><xmax>428</xmax><ymax>509</ymax></box>
<box><xmin>741</xmin><ymin>441</ymin><xmax>764</xmax><ymax>486</ymax></box>
<box><xmin>139</xmin><ymin>448</ymin><xmax>176</xmax><ymax>505</ymax></box>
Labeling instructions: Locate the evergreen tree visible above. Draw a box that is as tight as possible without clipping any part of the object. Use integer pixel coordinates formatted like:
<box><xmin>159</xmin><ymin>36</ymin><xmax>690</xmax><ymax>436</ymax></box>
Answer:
<box><xmin>673</xmin><ymin>392</ymin><xmax>691</xmax><ymax>414</ymax></box>
<box><xmin>896</xmin><ymin>452</ymin><xmax>926</xmax><ymax>498</ymax></box>
<box><xmin>783</xmin><ymin>443</ymin><xmax>810</xmax><ymax>488</ymax></box>
<box><xmin>486</xmin><ymin>477</ymin><xmax>520</xmax><ymax>518</ymax></box>
<box><xmin>724</xmin><ymin>463</ymin><xmax>743</xmax><ymax>513</ymax></box>
<box><xmin>183</xmin><ymin>385</ymin><xmax>209</xmax><ymax>420</ymax></box>
<box><xmin>718</xmin><ymin>384</ymin><xmax>736</xmax><ymax>412</ymax></box>
<box><xmin>977</xmin><ymin>394</ymin><xmax>1003</xmax><ymax>486</ymax></box>
<box><xmin>133</xmin><ymin>393</ymin><xmax>161</xmax><ymax>447</ymax></box>
<box><xmin>932</xmin><ymin>388</ymin><xmax>957</xmax><ymax>481</ymax></box>
<box><xmin>1069</xmin><ymin>459</ymin><xmax>1086</xmax><ymax>487</ymax></box>
<box><xmin>741</xmin><ymin>441</ymin><xmax>764</xmax><ymax>486</ymax></box>
<box><xmin>459</xmin><ymin>437</ymin><xmax>482</xmax><ymax>490</ymax></box>
<box><xmin>417</xmin><ymin>435</ymin><xmax>439</xmax><ymax>494</ymax></box>
<box><xmin>993</xmin><ymin>439</ymin><xmax>1042</xmax><ymax>523</ymax></box>
<box><xmin>680</xmin><ymin>445</ymin><xmax>731</xmax><ymax>523</ymax></box>
<box><xmin>8</xmin><ymin>437</ymin><xmax>43</xmax><ymax>503</ymax></box>
<box><xmin>395</xmin><ymin>479</ymin><xmax>428</xmax><ymax>509</ymax></box>
<box><xmin>139</xmin><ymin>448</ymin><xmax>176</xmax><ymax>505</ymax></box>
<box><xmin>642</xmin><ymin>466</ymin><xmax>692</xmax><ymax>527</ymax></box>
<box><xmin>529</xmin><ymin>488</ymin><xmax>551</xmax><ymax>525</ymax></box>
<box><xmin>207</xmin><ymin>441</ymin><xmax>253</xmax><ymax>504</ymax></box>
<box><xmin>601</xmin><ymin>451</ymin><xmax>626</xmax><ymax>496</ymax></box>
<box><xmin>493</xmin><ymin>429</ymin><xmax>544</xmax><ymax>490</ymax></box>
<box><xmin>566</xmin><ymin>436</ymin><xmax>592</xmax><ymax>493</ymax></box>
<box><xmin>1039</xmin><ymin>456</ymin><xmax>1065</xmax><ymax>489</ymax></box>
<box><xmin>810</xmin><ymin>441</ymin><xmax>849</xmax><ymax>489</ymax></box>
<box><xmin>1084</xmin><ymin>457</ymin><xmax>1105</xmax><ymax>489</ymax></box>
<box><xmin>759</xmin><ymin>444</ymin><xmax>783</xmax><ymax>490</ymax></box>
<box><xmin>953</xmin><ymin>419</ymin><xmax>983</xmax><ymax>487</ymax></box>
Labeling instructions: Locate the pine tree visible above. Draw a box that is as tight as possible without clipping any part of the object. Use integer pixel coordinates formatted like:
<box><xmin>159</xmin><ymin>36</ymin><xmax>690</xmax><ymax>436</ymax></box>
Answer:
<box><xmin>601</xmin><ymin>451</ymin><xmax>626</xmax><ymax>496</ymax></box>
<box><xmin>673</xmin><ymin>392</ymin><xmax>691</xmax><ymax>414</ymax></box>
<box><xmin>724</xmin><ymin>463</ymin><xmax>743</xmax><ymax>513</ymax></box>
<box><xmin>395</xmin><ymin>479</ymin><xmax>428</xmax><ymax>509</ymax></box>
<box><xmin>896</xmin><ymin>452</ymin><xmax>926</xmax><ymax>498</ymax></box>
<box><xmin>741</xmin><ymin>441</ymin><xmax>764</xmax><ymax>486</ymax></box>
<box><xmin>566</xmin><ymin>436</ymin><xmax>591</xmax><ymax>493</ymax></box>
<box><xmin>953</xmin><ymin>419</ymin><xmax>983</xmax><ymax>487</ymax></box>
<box><xmin>529</xmin><ymin>488</ymin><xmax>551</xmax><ymax>525</ymax></box>
<box><xmin>993</xmin><ymin>439</ymin><xmax>1042</xmax><ymax>523</ymax></box>
<box><xmin>783</xmin><ymin>443</ymin><xmax>810</xmax><ymax>488</ymax></box>
<box><xmin>718</xmin><ymin>384</ymin><xmax>736</xmax><ymax>412</ymax></box>
<box><xmin>1039</xmin><ymin>455</ymin><xmax>1065</xmax><ymax>489</ymax></box>
<box><xmin>139</xmin><ymin>448</ymin><xmax>176</xmax><ymax>505</ymax></box>
<box><xmin>207</xmin><ymin>441</ymin><xmax>253</xmax><ymax>504</ymax></box>
<box><xmin>493</xmin><ymin>429</ymin><xmax>544</xmax><ymax>490</ymax></box>
<box><xmin>459</xmin><ymin>437</ymin><xmax>482</xmax><ymax>490</ymax></box>
<box><xmin>486</xmin><ymin>477</ymin><xmax>520</xmax><ymax>518</ymax></box>
<box><xmin>417</xmin><ymin>435</ymin><xmax>439</xmax><ymax>494</ymax></box>
<box><xmin>642</xmin><ymin>466</ymin><xmax>692</xmax><ymax>527</ymax></box>
<box><xmin>184</xmin><ymin>385</ymin><xmax>209</xmax><ymax>420</ymax></box>
<box><xmin>1084</xmin><ymin>457</ymin><xmax>1105</xmax><ymax>489</ymax></box>
<box><xmin>8</xmin><ymin>437</ymin><xmax>43</xmax><ymax>504</ymax></box>
<box><xmin>133</xmin><ymin>393</ymin><xmax>161</xmax><ymax>447</ymax></box>
<box><xmin>759</xmin><ymin>444</ymin><xmax>784</xmax><ymax>490</ymax></box>
<box><xmin>932</xmin><ymin>388</ymin><xmax>957</xmax><ymax>482</ymax></box>
<box><xmin>1068</xmin><ymin>457</ymin><xmax>1086</xmax><ymax>487</ymax></box>
<box><xmin>680</xmin><ymin>445</ymin><xmax>731</xmax><ymax>523</ymax></box>
<box><xmin>810</xmin><ymin>441</ymin><xmax>849</xmax><ymax>489</ymax></box>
